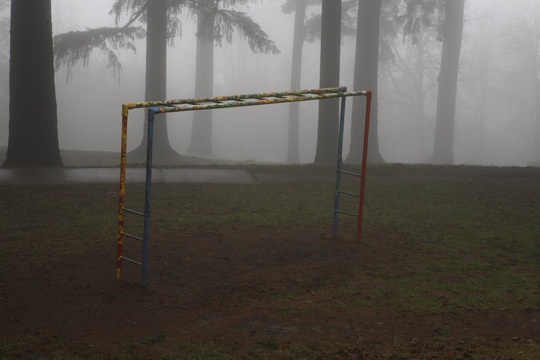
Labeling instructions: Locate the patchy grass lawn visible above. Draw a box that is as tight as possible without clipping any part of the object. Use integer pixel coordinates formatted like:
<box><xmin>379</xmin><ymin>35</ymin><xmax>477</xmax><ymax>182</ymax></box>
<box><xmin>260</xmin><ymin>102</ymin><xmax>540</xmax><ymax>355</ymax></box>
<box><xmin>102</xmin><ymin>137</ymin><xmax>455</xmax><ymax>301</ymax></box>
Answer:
<box><xmin>1</xmin><ymin>163</ymin><xmax>539</xmax><ymax>359</ymax></box>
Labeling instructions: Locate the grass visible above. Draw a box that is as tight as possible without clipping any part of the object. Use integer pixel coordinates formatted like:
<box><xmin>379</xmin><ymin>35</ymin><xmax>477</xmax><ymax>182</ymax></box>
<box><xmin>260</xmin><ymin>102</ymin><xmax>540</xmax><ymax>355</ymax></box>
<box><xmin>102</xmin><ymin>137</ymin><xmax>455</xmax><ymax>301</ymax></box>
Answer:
<box><xmin>1</xmin><ymin>163</ymin><xmax>540</xmax><ymax>359</ymax></box>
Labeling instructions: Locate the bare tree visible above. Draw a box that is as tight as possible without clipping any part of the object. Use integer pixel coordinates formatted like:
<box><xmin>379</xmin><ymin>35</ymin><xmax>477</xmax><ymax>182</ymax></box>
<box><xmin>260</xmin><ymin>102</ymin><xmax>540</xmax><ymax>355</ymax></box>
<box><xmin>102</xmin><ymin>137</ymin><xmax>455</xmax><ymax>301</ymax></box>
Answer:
<box><xmin>502</xmin><ymin>1</ymin><xmax>540</xmax><ymax>163</ymax></box>
<box><xmin>347</xmin><ymin>0</ymin><xmax>385</xmax><ymax>164</ymax></box>
<box><xmin>283</xmin><ymin>0</ymin><xmax>307</xmax><ymax>164</ymax></box>
<box><xmin>432</xmin><ymin>0</ymin><xmax>465</xmax><ymax>164</ymax></box>
<box><xmin>187</xmin><ymin>1</ymin><xmax>217</xmax><ymax>156</ymax></box>
<box><xmin>4</xmin><ymin>0</ymin><xmax>62</xmax><ymax>167</ymax></box>
<box><xmin>460</xmin><ymin>10</ymin><xmax>499</xmax><ymax>165</ymax></box>
<box><xmin>314</xmin><ymin>0</ymin><xmax>341</xmax><ymax>164</ymax></box>
<box><xmin>382</xmin><ymin>1</ymin><xmax>441</xmax><ymax>162</ymax></box>
<box><xmin>0</xmin><ymin>0</ymin><xmax>9</xmax><ymax>145</ymax></box>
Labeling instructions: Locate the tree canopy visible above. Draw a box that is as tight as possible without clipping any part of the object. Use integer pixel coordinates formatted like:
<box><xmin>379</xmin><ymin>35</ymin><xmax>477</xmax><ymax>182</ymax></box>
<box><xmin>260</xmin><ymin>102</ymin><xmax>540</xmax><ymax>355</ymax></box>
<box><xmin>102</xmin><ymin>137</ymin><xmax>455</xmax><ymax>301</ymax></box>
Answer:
<box><xmin>110</xmin><ymin>0</ymin><xmax>279</xmax><ymax>53</ymax></box>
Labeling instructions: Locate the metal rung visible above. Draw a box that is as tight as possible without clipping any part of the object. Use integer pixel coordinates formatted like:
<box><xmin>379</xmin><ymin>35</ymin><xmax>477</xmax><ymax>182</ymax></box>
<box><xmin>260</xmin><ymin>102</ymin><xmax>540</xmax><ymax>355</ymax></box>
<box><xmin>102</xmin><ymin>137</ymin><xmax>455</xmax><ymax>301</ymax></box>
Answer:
<box><xmin>339</xmin><ymin>170</ymin><xmax>362</xmax><ymax>177</ymax></box>
<box><xmin>339</xmin><ymin>190</ymin><xmax>359</xmax><ymax>197</ymax></box>
<box><xmin>337</xmin><ymin>210</ymin><xmax>359</xmax><ymax>217</ymax></box>
<box><xmin>125</xmin><ymin>208</ymin><xmax>144</xmax><ymax>216</ymax></box>
<box><xmin>122</xmin><ymin>256</ymin><xmax>142</xmax><ymax>266</ymax></box>
<box><xmin>123</xmin><ymin>232</ymin><xmax>143</xmax><ymax>241</ymax></box>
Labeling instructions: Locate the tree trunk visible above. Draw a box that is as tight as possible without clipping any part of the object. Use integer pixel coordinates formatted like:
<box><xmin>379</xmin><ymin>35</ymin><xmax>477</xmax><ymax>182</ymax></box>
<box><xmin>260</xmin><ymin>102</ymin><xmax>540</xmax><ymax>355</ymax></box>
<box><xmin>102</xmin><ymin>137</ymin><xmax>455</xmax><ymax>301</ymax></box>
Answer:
<box><xmin>534</xmin><ymin>77</ymin><xmax>540</xmax><ymax>163</ymax></box>
<box><xmin>287</xmin><ymin>0</ymin><xmax>306</xmax><ymax>164</ymax></box>
<box><xmin>475</xmin><ymin>46</ymin><xmax>488</xmax><ymax>165</ymax></box>
<box><xmin>414</xmin><ymin>34</ymin><xmax>428</xmax><ymax>161</ymax></box>
<box><xmin>314</xmin><ymin>0</ymin><xmax>341</xmax><ymax>164</ymax></box>
<box><xmin>129</xmin><ymin>0</ymin><xmax>178</xmax><ymax>163</ymax></box>
<box><xmin>346</xmin><ymin>0</ymin><xmax>384</xmax><ymax>164</ymax></box>
<box><xmin>188</xmin><ymin>5</ymin><xmax>215</xmax><ymax>156</ymax></box>
<box><xmin>432</xmin><ymin>0</ymin><xmax>465</xmax><ymax>165</ymax></box>
<box><xmin>3</xmin><ymin>0</ymin><xmax>63</xmax><ymax>167</ymax></box>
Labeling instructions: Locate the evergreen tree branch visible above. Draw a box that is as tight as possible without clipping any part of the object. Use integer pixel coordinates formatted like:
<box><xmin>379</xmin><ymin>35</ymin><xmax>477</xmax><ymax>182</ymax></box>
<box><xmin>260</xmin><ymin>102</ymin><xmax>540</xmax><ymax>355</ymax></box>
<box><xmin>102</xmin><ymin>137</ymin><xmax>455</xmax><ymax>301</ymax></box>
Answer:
<box><xmin>212</xmin><ymin>8</ymin><xmax>280</xmax><ymax>54</ymax></box>
<box><xmin>53</xmin><ymin>26</ymin><xmax>143</xmax><ymax>80</ymax></box>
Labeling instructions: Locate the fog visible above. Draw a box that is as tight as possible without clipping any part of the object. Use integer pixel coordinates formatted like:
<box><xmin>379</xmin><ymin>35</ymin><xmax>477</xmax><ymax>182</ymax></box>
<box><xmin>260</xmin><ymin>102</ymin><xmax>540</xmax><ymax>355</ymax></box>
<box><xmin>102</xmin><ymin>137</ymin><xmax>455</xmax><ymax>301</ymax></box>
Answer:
<box><xmin>1</xmin><ymin>0</ymin><xmax>539</xmax><ymax>166</ymax></box>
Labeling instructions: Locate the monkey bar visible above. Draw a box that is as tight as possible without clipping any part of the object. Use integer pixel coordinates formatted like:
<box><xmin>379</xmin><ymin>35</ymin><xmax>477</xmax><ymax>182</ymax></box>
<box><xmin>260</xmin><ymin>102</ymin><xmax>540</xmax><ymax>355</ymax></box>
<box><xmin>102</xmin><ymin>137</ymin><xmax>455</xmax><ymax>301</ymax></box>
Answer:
<box><xmin>116</xmin><ymin>86</ymin><xmax>372</xmax><ymax>287</ymax></box>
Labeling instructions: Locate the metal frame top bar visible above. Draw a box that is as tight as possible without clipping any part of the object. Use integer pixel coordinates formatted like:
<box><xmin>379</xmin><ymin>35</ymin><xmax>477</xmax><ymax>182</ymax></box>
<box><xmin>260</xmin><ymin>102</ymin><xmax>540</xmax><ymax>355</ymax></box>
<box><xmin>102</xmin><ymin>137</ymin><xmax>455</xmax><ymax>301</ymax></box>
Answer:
<box><xmin>122</xmin><ymin>87</ymin><xmax>367</xmax><ymax>115</ymax></box>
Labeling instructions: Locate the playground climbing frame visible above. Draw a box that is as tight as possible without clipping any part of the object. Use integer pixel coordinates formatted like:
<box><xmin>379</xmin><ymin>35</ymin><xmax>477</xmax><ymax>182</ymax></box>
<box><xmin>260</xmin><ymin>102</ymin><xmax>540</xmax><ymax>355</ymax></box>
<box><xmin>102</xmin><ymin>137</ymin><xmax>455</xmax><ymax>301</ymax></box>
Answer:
<box><xmin>116</xmin><ymin>87</ymin><xmax>372</xmax><ymax>287</ymax></box>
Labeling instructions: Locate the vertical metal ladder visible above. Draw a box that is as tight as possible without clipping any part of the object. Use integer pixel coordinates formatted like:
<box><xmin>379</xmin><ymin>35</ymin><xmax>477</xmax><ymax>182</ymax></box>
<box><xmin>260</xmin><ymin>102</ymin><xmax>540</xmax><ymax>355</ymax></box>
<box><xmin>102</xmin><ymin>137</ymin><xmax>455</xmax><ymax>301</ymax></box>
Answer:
<box><xmin>116</xmin><ymin>108</ymin><xmax>155</xmax><ymax>287</ymax></box>
<box><xmin>332</xmin><ymin>92</ymin><xmax>372</xmax><ymax>241</ymax></box>
<box><xmin>118</xmin><ymin>208</ymin><xmax>146</xmax><ymax>267</ymax></box>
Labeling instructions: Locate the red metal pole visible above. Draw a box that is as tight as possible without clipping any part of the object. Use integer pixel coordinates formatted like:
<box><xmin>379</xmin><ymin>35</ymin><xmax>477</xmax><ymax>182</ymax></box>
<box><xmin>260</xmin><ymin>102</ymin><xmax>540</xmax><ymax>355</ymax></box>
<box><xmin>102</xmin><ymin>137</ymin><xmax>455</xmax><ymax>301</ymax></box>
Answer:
<box><xmin>116</xmin><ymin>107</ymin><xmax>129</xmax><ymax>279</ymax></box>
<box><xmin>357</xmin><ymin>91</ymin><xmax>372</xmax><ymax>241</ymax></box>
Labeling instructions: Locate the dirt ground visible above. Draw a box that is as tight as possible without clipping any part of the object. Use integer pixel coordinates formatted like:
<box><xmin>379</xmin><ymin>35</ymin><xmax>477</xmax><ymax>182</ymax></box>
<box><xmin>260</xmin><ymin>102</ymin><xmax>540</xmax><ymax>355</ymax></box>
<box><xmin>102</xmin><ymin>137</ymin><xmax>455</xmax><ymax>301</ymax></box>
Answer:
<box><xmin>1</xmin><ymin>164</ymin><xmax>540</xmax><ymax>359</ymax></box>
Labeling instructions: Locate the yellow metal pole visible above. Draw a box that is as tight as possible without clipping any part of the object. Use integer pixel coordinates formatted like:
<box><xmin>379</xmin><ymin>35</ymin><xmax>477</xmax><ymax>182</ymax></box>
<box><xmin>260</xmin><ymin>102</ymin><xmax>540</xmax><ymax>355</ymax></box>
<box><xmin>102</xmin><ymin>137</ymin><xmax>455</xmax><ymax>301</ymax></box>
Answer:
<box><xmin>116</xmin><ymin>105</ymin><xmax>129</xmax><ymax>279</ymax></box>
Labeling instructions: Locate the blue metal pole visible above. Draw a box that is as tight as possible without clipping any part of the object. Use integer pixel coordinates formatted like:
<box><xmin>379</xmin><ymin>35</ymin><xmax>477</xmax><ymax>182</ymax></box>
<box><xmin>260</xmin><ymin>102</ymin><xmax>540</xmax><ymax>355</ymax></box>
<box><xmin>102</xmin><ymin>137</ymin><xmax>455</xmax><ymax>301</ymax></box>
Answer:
<box><xmin>142</xmin><ymin>109</ymin><xmax>156</xmax><ymax>287</ymax></box>
<box><xmin>333</xmin><ymin>95</ymin><xmax>347</xmax><ymax>236</ymax></box>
